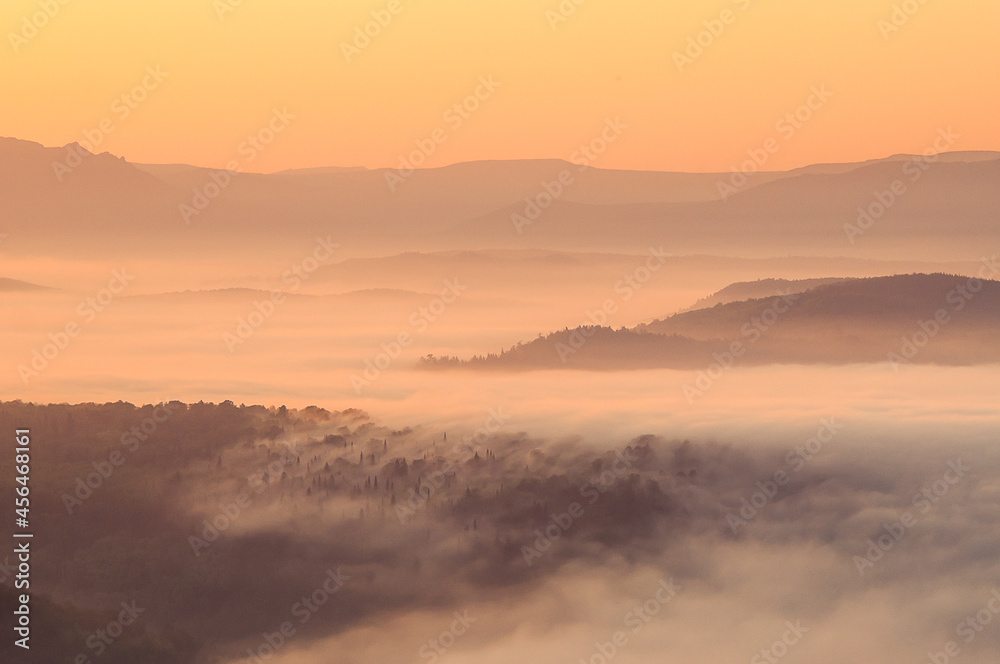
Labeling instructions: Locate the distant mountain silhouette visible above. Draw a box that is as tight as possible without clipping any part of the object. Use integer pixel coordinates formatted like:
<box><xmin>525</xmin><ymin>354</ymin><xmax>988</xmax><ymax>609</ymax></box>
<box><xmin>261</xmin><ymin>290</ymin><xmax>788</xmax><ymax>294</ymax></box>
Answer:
<box><xmin>0</xmin><ymin>277</ymin><xmax>54</xmax><ymax>292</ymax></box>
<box><xmin>450</xmin><ymin>159</ymin><xmax>1000</xmax><ymax>258</ymax></box>
<box><xmin>423</xmin><ymin>274</ymin><xmax>1000</xmax><ymax>369</ymax></box>
<box><xmin>679</xmin><ymin>277</ymin><xmax>852</xmax><ymax>312</ymax></box>
<box><xmin>2</xmin><ymin>137</ymin><xmax>997</xmax><ymax>260</ymax></box>
<box><xmin>644</xmin><ymin>273</ymin><xmax>1000</xmax><ymax>337</ymax></box>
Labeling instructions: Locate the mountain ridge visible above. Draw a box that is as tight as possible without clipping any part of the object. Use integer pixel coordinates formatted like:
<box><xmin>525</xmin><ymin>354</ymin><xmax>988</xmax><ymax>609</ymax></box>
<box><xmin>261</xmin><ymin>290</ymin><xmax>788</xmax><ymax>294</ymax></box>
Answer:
<box><xmin>421</xmin><ymin>273</ymin><xmax>1000</xmax><ymax>370</ymax></box>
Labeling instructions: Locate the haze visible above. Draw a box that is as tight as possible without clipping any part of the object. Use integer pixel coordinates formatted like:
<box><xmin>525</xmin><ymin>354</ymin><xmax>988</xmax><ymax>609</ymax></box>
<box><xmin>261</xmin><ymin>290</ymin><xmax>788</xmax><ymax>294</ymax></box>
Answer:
<box><xmin>2</xmin><ymin>2</ymin><xmax>999</xmax><ymax>664</ymax></box>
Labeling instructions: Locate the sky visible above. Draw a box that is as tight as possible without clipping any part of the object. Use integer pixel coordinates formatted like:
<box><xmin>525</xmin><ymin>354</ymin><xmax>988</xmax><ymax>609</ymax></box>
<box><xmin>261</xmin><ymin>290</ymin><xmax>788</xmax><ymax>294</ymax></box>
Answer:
<box><xmin>1</xmin><ymin>0</ymin><xmax>998</xmax><ymax>173</ymax></box>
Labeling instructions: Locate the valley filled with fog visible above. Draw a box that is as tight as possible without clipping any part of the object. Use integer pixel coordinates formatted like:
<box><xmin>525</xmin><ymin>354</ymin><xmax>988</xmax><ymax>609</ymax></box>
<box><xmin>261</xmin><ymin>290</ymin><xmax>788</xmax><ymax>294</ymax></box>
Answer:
<box><xmin>2</xmin><ymin>144</ymin><xmax>999</xmax><ymax>664</ymax></box>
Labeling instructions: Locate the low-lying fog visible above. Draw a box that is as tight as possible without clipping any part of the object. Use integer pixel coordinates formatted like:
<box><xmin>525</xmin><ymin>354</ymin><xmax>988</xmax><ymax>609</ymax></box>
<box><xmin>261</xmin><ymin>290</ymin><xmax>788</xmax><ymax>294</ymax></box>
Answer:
<box><xmin>4</xmin><ymin>253</ymin><xmax>998</xmax><ymax>664</ymax></box>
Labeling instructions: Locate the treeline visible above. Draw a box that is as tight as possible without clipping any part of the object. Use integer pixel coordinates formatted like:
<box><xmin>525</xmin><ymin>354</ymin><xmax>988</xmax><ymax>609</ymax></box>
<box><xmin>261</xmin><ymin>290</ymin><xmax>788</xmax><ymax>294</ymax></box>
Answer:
<box><xmin>0</xmin><ymin>400</ymin><xmax>698</xmax><ymax>664</ymax></box>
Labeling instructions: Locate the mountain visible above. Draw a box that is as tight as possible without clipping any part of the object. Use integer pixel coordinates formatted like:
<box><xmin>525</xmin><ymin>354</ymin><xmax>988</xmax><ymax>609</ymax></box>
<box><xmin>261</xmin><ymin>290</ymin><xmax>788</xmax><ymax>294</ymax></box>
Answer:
<box><xmin>424</xmin><ymin>274</ymin><xmax>1000</xmax><ymax>370</ymax></box>
<box><xmin>643</xmin><ymin>273</ymin><xmax>1000</xmax><ymax>338</ymax></box>
<box><xmin>2</xmin><ymin>137</ymin><xmax>997</xmax><ymax>261</ymax></box>
<box><xmin>453</xmin><ymin>159</ymin><xmax>1000</xmax><ymax>259</ymax></box>
<box><xmin>294</xmin><ymin>250</ymin><xmax>981</xmax><ymax>295</ymax></box>
<box><xmin>0</xmin><ymin>277</ymin><xmax>54</xmax><ymax>292</ymax></box>
<box><xmin>679</xmin><ymin>277</ymin><xmax>852</xmax><ymax>311</ymax></box>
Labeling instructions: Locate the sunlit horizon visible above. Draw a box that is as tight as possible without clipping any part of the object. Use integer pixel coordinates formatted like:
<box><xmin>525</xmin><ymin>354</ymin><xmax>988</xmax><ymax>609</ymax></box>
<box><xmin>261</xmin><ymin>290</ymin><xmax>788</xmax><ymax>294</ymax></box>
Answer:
<box><xmin>3</xmin><ymin>0</ymin><xmax>999</xmax><ymax>172</ymax></box>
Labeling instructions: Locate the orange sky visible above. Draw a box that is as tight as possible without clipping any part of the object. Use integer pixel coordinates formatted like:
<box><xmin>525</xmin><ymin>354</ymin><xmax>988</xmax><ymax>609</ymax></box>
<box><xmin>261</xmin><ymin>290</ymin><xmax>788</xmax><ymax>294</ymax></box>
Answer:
<box><xmin>1</xmin><ymin>0</ymin><xmax>997</xmax><ymax>172</ymax></box>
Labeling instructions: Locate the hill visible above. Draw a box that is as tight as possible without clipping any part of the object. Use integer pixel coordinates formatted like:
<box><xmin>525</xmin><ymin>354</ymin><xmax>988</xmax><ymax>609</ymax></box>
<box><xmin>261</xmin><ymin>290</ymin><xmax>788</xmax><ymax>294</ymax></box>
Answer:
<box><xmin>422</xmin><ymin>273</ymin><xmax>1000</xmax><ymax>370</ymax></box>
<box><xmin>678</xmin><ymin>277</ymin><xmax>852</xmax><ymax>311</ymax></box>
<box><xmin>0</xmin><ymin>277</ymin><xmax>54</xmax><ymax>292</ymax></box>
<box><xmin>2</xmin><ymin>137</ymin><xmax>997</xmax><ymax>260</ymax></box>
